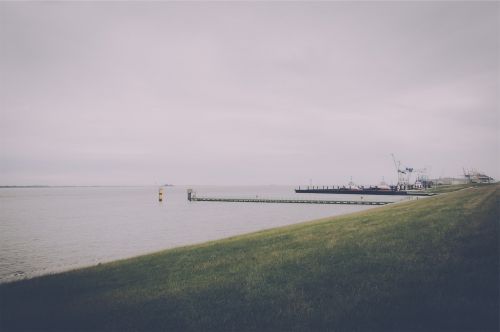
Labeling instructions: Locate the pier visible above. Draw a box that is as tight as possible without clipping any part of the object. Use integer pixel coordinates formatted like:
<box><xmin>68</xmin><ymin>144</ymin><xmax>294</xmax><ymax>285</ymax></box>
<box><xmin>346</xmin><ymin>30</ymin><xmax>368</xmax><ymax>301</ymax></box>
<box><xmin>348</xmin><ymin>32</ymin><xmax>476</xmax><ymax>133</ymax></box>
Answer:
<box><xmin>187</xmin><ymin>190</ymin><xmax>392</xmax><ymax>206</ymax></box>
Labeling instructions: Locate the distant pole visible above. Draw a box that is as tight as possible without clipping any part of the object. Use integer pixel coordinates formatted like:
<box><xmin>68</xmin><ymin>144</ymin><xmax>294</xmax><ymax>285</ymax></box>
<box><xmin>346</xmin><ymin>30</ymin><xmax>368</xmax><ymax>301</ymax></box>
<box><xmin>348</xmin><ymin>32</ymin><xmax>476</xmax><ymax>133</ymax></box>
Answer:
<box><xmin>159</xmin><ymin>187</ymin><xmax>164</xmax><ymax>202</ymax></box>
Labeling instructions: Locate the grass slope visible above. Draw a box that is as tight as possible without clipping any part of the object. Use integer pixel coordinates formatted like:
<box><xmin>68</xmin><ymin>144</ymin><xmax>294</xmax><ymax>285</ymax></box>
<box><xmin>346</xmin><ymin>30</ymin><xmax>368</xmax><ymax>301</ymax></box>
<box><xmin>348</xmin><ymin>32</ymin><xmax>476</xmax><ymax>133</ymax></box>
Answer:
<box><xmin>1</xmin><ymin>185</ymin><xmax>498</xmax><ymax>331</ymax></box>
<box><xmin>427</xmin><ymin>183</ymin><xmax>481</xmax><ymax>194</ymax></box>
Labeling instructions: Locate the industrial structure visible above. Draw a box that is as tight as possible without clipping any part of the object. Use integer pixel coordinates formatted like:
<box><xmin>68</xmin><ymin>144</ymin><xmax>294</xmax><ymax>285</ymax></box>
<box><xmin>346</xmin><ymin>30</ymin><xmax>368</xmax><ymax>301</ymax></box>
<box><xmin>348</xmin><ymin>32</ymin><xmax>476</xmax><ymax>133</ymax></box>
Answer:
<box><xmin>463</xmin><ymin>169</ymin><xmax>494</xmax><ymax>184</ymax></box>
<box><xmin>390</xmin><ymin>153</ymin><xmax>431</xmax><ymax>190</ymax></box>
<box><xmin>295</xmin><ymin>154</ymin><xmax>434</xmax><ymax>195</ymax></box>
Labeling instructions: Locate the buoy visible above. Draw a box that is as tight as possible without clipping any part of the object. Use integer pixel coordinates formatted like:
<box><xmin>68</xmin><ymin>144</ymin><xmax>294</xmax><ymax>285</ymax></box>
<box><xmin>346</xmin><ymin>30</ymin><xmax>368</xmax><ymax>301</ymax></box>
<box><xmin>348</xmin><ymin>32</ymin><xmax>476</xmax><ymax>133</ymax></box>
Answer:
<box><xmin>159</xmin><ymin>187</ymin><xmax>164</xmax><ymax>202</ymax></box>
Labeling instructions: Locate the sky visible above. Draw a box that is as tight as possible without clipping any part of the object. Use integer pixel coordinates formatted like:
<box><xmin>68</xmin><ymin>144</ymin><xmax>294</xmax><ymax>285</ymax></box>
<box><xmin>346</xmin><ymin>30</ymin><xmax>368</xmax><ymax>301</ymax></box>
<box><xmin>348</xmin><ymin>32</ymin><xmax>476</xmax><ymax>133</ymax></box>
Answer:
<box><xmin>0</xmin><ymin>1</ymin><xmax>498</xmax><ymax>186</ymax></box>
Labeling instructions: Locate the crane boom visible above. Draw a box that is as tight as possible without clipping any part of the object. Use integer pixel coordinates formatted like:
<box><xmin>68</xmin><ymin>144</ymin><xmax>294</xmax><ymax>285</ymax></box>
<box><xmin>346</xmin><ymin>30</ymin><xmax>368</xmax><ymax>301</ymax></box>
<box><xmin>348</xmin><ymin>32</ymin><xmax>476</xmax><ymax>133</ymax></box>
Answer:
<box><xmin>391</xmin><ymin>153</ymin><xmax>399</xmax><ymax>172</ymax></box>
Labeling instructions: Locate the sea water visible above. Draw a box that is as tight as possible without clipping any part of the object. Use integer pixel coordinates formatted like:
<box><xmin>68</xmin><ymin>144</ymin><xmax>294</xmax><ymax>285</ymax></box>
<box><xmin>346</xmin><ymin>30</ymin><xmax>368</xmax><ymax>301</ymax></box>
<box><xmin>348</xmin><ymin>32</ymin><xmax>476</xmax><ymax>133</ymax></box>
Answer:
<box><xmin>0</xmin><ymin>186</ymin><xmax>406</xmax><ymax>283</ymax></box>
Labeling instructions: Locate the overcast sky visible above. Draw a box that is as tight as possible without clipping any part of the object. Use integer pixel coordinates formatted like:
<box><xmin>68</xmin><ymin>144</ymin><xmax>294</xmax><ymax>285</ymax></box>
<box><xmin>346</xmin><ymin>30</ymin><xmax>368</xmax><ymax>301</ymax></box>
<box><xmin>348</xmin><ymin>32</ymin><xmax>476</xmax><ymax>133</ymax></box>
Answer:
<box><xmin>0</xmin><ymin>2</ymin><xmax>498</xmax><ymax>186</ymax></box>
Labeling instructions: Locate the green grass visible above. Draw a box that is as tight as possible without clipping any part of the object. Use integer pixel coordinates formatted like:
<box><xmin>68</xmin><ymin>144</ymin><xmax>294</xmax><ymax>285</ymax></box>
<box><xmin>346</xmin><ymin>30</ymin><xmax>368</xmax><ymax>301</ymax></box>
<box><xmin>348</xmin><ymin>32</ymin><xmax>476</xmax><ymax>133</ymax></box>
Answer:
<box><xmin>1</xmin><ymin>184</ymin><xmax>498</xmax><ymax>331</ymax></box>
<box><xmin>427</xmin><ymin>183</ymin><xmax>478</xmax><ymax>194</ymax></box>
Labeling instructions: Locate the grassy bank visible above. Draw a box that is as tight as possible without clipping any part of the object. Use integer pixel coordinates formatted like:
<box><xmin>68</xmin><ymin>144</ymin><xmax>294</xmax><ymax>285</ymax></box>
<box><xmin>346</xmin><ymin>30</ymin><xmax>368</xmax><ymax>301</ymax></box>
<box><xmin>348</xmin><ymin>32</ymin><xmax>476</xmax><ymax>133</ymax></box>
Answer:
<box><xmin>1</xmin><ymin>184</ymin><xmax>498</xmax><ymax>331</ymax></box>
<box><xmin>427</xmin><ymin>183</ymin><xmax>479</xmax><ymax>194</ymax></box>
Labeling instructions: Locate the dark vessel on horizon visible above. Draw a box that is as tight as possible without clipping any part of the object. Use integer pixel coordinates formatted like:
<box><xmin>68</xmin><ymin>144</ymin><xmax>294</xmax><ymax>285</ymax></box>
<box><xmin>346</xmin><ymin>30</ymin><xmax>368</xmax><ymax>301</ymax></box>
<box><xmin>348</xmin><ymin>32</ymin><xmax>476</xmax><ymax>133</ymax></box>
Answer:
<box><xmin>295</xmin><ymin>180</ymin><xmax>434</xmax><ymax>196</ymax></box>
<box><xmin>294</xmin><ymin>186</ymin><xmax>433</xmax><ymax>196</ymax></box>
<box><xmin>297</xmin><ymin>186</ymin><xmax>401</xmax><ymax>196</ymax></box>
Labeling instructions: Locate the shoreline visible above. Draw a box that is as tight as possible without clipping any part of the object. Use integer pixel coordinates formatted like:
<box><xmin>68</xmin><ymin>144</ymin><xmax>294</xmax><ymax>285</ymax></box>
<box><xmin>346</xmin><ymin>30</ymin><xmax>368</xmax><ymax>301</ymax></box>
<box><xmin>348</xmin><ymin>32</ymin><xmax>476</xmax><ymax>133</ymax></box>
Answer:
<box><xmin>0</xmin><ymin>186</ymin><xmax>469</xmax><ymax>285</ymax></box>
<box><xmin>1</xmin><ymin>195</ymin><xmax>393</xmax><ymax>285</ymax></box>
<box><xmin>1</xmin><ymin>184</ymin><xmax>498</xmax><ymax>331</ymax></box>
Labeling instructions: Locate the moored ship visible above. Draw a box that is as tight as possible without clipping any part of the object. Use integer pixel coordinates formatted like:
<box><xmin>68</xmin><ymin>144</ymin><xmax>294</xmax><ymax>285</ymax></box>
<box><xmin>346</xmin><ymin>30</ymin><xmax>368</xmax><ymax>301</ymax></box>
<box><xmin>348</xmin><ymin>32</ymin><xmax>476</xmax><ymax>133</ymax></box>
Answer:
<box><xmin>295</xmin><ymin>180</ymin><xmax>434</xmax><ymax>196</ymax></box>
<box><xmin>296</xmin><ymin>186</ymin><xmax>404</xmax><ymax>195</ymax></box>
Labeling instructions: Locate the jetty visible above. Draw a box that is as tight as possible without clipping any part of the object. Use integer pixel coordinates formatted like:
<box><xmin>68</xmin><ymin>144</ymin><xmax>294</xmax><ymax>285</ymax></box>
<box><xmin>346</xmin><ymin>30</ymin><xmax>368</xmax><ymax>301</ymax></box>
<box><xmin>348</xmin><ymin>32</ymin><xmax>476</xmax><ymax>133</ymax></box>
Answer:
<box><xmin>187</xmin><ymin>190</ymin><xmax>391</xmax><ymax>206</ymax></box>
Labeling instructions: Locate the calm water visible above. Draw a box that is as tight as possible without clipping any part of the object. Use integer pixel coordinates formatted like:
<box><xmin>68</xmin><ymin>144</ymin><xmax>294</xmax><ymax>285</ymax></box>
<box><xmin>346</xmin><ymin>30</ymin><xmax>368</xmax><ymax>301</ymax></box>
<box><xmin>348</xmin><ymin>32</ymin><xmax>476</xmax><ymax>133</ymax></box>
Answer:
<box><xmin>0</xmin><ymin>186</ymin><xmax>406</xmax><ymax>283</ymax></box>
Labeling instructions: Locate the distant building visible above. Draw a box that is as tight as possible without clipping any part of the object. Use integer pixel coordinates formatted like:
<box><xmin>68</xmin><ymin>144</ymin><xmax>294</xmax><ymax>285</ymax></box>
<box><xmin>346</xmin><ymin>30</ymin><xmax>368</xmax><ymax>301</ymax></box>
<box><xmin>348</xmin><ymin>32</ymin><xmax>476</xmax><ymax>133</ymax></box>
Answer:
<box><xmin>464</xmin><ymin>170</ymin><xmax>494</xmax><ymax>184</ymax></box>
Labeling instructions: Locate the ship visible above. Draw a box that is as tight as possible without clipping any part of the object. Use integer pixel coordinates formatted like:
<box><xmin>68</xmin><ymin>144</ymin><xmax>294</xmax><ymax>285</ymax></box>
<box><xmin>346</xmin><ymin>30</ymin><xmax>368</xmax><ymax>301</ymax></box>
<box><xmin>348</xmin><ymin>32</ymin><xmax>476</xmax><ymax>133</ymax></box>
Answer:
<box><xmin>295</xmin><ymin>186</ymin><xmax>432</xmax><ymax>196</ymax></box>
<box><xmin>295</xmin><ymin>186</ymin><xmax>410</xmax><ymax>195</ymax></box>
<box><xmin>295</xmin><ymin>180</ymin><xmax>434</xmax><ymax>196</ymax></box>
<box><xmin>297</xmin><ymin>186</ymin><xmax>401</xmax><ymax>195</ymax></box>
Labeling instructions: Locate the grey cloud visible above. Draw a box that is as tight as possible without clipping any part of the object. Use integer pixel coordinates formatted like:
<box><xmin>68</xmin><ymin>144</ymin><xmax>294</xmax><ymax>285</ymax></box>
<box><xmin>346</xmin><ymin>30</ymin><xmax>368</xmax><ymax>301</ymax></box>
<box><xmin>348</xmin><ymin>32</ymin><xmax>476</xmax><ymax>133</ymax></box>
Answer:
<box><xmin>0</xmin><ymin>1</ymin><xmax>498</xmax><ymax>185</ymax></box>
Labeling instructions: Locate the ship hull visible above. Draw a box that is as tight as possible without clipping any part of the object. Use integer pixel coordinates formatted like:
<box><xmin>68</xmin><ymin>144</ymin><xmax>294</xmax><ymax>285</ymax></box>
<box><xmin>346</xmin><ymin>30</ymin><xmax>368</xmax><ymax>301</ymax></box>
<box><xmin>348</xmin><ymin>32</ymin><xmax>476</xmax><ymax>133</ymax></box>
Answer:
<box><xmin>295</xmin><ymin>189</ymin><xmax>404</xmax><ymax>195</ymax></box>
<box><xmin>295</xmin><ymin>189</ymin><xmax>434</xmax><ymax>196</ymax></box>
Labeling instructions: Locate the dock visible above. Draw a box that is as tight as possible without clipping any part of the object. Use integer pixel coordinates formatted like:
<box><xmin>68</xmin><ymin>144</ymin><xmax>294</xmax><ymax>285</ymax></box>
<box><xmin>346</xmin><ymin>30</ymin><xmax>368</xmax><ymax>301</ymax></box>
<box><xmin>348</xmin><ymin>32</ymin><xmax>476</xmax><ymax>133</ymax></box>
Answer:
<box><xmin>187</xmin><ymin>190</ymin><xmax>392</xmax><ymax>206</ymax></box>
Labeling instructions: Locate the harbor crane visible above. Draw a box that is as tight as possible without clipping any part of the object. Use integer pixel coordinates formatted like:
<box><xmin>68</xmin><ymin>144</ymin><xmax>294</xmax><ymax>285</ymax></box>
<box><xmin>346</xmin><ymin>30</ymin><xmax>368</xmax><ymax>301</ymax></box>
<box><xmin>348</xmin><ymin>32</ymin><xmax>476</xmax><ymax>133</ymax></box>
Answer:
<box><xmin>391</xmin><ymin>153</ymin><xmax>415</xmax><ymax>190</ymax></box>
